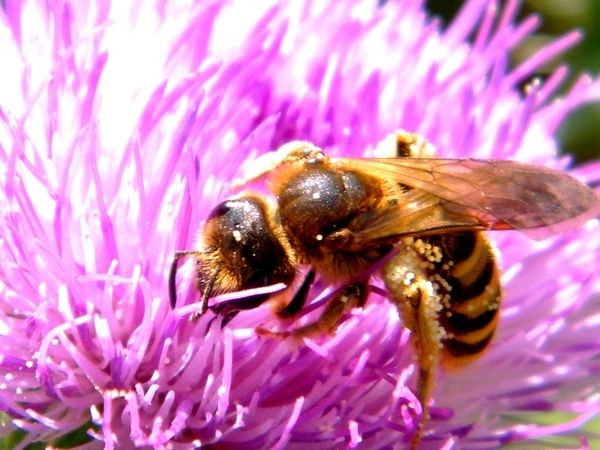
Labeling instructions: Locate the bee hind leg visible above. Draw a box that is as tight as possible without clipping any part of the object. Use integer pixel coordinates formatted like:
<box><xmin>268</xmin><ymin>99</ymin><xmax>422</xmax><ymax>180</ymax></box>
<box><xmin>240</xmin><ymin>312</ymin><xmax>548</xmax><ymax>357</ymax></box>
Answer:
<box><xmin>386</xmin><ymin>272</ymin><xmax>443</xmax><ymax>450</ymax></box>
<box><xmin>257</xmin><ymin>282</ymin><xmax>368</xmax><ymax>339</ymax></box>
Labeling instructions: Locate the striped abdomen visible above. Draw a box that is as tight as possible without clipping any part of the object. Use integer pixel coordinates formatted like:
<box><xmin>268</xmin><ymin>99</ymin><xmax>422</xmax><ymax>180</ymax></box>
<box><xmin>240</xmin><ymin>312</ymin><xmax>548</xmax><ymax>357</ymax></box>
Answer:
<box><xmin>427</xmin><ymin>232</ymin><xmax>501</xmax><ymax>368</ymax></box>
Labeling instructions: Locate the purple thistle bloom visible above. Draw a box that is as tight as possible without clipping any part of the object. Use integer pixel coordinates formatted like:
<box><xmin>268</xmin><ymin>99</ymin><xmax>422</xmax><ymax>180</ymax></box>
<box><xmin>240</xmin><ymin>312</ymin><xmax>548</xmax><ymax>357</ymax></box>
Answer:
<box><xmin>1</xmin><ymin>0</ymin><xmax>599</xmax><ymax>448</ymax></box>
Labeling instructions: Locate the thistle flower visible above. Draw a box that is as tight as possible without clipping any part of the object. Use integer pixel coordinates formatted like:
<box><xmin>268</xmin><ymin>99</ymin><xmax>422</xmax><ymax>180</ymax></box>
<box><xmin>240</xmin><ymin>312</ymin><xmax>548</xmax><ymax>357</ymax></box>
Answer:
<box><xmin>1</xmin><ymin>0</ymin><xmax>599</xmax><ymax>449</ymax></box>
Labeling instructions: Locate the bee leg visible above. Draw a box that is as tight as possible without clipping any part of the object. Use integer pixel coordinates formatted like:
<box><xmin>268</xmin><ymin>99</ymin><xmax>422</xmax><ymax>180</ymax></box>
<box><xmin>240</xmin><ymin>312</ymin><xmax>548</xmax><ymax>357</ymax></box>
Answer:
<box><xmin>412</xmin><ymin>360</ymin><xmax>435</xmax><ymax>450</ymax></box>
<box><xmin>274</xmin><ymin>270</ymin><xmax>316</xmax><ymax>319</ymax></box>
<box><xmin>373</xmin><ymin>129</ymin><xmax>437</xmax><ymax>159</ymax></box>
<box><xmin>392</xmin><ymin>278</ymin><xmax>443</xmax><ymax>450</ymax></box>
<box><xmin>205</xmin><ymin>310</ymin><xmax>240</xmax><ymax>333</ymax></box>
<box><xmin>208</xmin><ymin>292</ymin><xmax>274</xmax><ymax>326</ymax></box>
<box><xmin>257</xmin><ymin>282</ymin><xmax>368</xmax><ymax>339</ymax></box>
<box><xmin>394</xmin><ymin>130</ymin><xmax>437</xmax><ymax>159</ymax></box>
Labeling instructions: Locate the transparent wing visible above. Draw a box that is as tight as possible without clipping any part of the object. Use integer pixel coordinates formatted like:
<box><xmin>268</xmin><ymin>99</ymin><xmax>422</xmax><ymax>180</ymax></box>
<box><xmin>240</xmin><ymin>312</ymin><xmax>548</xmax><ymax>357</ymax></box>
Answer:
<box><xmin>334</xmin><ymin>157</ymin><xmax>600</xmax><ymax>241</ymax></box>
<box><xmin>335</xmin><ymin>189</ymin><xmax>486</xmax><ymax>249</ymax></box>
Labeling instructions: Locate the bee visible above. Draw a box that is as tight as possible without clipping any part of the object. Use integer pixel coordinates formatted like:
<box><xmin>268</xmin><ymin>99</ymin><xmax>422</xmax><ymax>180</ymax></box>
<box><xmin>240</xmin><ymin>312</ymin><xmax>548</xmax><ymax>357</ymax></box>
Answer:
<box><xmin>169</xmin><ymin>131</ymin><xmax>600</xmax><ymax>449</ymax></box>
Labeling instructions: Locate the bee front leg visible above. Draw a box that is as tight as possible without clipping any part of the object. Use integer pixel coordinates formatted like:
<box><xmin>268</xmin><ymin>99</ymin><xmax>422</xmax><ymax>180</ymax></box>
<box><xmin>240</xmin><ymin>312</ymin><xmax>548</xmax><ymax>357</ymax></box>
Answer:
<box><xmin>256</xmin><ymin>282</ymin><xmax>368</xmax><ymax>339</ymax></box>
<box><xmin>209</xmin><ymin>292</ymin><xmax>274</xmax><ymax>327</ymax></box>
<box><xmin>273</xmin><ymin>270</ymin><xmax>316</xmax><ymax>319</ymax></box>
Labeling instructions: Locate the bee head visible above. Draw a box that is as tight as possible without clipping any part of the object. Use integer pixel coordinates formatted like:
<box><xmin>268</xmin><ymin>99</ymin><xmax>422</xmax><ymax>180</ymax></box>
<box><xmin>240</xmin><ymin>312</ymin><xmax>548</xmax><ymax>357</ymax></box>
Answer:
<box><xmin>169</xmin><ymin>195</ymin><xmax>296</xmax><ymax>312</ymax></box>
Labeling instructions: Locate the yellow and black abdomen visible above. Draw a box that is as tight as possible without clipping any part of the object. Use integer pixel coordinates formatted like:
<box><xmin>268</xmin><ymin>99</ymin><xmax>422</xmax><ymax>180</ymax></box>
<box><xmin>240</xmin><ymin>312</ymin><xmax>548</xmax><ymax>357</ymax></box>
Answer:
<box><xmin>428</xmin><ymin>232</ymin><xmax>502</xmax><ymax>369</ymax></box>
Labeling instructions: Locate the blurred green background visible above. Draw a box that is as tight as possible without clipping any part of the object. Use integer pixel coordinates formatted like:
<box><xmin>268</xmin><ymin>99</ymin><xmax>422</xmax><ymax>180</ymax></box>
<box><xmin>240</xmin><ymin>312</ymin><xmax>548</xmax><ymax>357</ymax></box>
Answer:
<box><xmin>426</xmin><ymin>0</ymin><xmax>600</xmax><ymax>164</ymax></box>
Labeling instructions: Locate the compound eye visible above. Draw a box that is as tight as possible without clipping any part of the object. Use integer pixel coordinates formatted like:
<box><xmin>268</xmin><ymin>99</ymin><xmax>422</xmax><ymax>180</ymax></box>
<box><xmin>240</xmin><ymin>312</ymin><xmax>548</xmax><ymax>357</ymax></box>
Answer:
<box><xmin>205</xmin><ymin>199</ymin><xmax>262</xmax><ymax>240</ymax></box>
<box><xmin>207</xmin><ymin>200</ymin><xmax>237</xmax><ymax>221</ymax></box>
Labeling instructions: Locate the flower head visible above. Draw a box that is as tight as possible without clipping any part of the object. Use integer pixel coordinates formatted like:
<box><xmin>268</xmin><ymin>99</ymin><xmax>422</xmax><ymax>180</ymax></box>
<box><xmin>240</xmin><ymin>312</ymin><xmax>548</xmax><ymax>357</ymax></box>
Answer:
<box><xmin>1</xmin><ymin>0</ymin><xmax>599</xmax><ymax>448</ymax></box>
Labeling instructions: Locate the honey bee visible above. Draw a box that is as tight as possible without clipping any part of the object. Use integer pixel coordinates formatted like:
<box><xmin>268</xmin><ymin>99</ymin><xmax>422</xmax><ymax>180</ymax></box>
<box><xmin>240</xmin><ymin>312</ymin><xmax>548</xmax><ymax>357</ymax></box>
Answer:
<box><xmin>169</xmin><ymin>131</ymin><xmax>600</xmax><ymax>449</ymax></box>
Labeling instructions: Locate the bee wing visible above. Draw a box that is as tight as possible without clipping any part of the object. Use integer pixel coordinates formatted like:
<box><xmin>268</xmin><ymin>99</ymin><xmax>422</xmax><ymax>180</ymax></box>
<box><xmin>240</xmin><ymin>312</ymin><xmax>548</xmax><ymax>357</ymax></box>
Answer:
<box><xmin>341</xmin><ymin>188</ymin><xmax>487</xmax><ymax>248</ymax></box>
<box><xmin>336</xmin><ymin>157</ymin><xmax>600</xmax><ymax>241</ymax></box>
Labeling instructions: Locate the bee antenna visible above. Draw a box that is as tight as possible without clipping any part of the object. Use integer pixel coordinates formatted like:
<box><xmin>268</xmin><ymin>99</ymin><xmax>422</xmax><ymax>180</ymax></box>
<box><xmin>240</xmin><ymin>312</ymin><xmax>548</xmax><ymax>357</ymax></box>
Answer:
<box><xmin>168</xmin><ymin>250</ymin><xmax>200</xmax><ymax>310</ymax></box>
